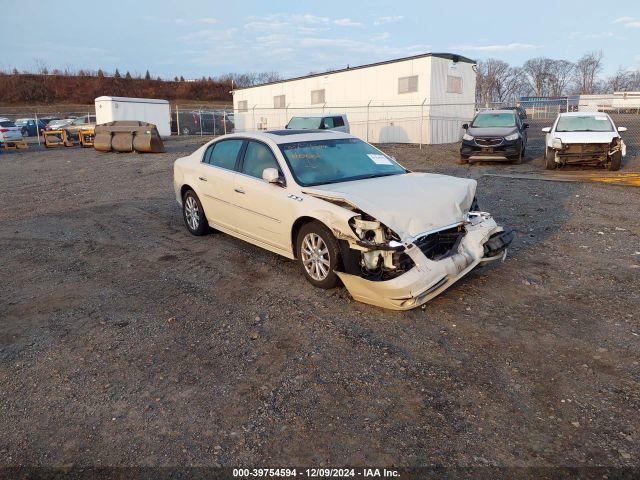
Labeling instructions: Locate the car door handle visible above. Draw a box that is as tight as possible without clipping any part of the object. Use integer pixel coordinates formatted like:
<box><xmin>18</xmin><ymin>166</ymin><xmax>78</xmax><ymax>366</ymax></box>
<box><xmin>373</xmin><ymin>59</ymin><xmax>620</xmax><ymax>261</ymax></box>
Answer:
<box><xmin>234</xmin><ymin>188</ymin><xmax>245</xmax><ymax>194</ymax></box>
<box><xmin>198</xmin><ymin>176</ymin><xmax>207</xmax><ymax>182</ymax></box>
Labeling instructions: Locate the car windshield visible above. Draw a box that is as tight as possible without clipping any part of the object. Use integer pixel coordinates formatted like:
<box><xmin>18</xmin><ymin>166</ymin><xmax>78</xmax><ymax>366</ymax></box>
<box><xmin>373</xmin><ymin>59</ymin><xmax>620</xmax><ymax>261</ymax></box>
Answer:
<box><xmin>287</xmin><ymin>117</ymin><xmax>322</xmax><ymax>129</ymax></box>
<box><xmin>556</xmin><ymin>115</ymin><xmax>613</xmax><ymax>132</ymax></box>
<box><xmin>472</xmin><ymin>113</ymin><xmax>516</xmax><ymax>128</ymax></box>
<box><xmin>279</xmin><ymin>138</ymin><xmax>406</xmax><ymax>187</ymax></box>
<box><xmin>14</xmin><ymin>120</ymin><xmax>27</xmax><ymax>126</ymax></box>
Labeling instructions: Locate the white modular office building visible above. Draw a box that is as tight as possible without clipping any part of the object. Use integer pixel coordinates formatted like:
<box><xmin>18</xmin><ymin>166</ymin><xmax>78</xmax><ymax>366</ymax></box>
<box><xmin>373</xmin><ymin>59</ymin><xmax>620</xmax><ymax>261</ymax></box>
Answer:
<box><xmin>231</xmin><ymin>53</ymin><xmax>477</xmax><ymax>144</ymax></box>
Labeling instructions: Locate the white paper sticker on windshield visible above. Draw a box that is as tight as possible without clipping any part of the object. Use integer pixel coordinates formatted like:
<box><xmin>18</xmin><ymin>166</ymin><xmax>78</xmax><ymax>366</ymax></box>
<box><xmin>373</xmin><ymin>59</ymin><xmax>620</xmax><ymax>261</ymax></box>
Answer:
<box><xmin>595</xmin><ymin>115</ymin><xmax>608</xmax><ymax>120</ymax></box>
<box><xmin>367</xmin><ymin>154</ymin><xmax>393</xmax><ymax>165</ymax></box>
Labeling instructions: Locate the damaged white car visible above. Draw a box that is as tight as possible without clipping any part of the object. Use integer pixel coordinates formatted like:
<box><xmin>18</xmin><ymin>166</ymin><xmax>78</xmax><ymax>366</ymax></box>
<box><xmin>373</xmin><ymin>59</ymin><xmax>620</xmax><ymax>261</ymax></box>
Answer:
<box><xmin>542</xmin><ymin>112</ymin><xmax>627</xmax><ymax>170</ymax></box>
<box><xmin>173</xmin><ymin>130</ymin><xmax>514</xmax><ymax>310</ymax></box>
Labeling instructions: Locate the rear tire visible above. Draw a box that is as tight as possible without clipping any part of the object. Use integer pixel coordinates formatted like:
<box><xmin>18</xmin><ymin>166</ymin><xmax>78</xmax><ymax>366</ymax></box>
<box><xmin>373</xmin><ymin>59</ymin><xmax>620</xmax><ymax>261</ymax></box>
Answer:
<box><xmin>544</xmin><ymin>147</ymin><xmax>557</xmax><ymax>170</ymax></box>
<box><xmin>296</xmin><ymin>221</ymin><xmax>342</xmax><ymax>289</ymax></box>
<box><xmin>607</xmin><ymin>150</ymin><xmax>622</xmax><ymax>171</ymax></box>
<box><xmin>182</xmin><ymin>190</ymin><xmax>208</xmax><ymax>236</ymax></box>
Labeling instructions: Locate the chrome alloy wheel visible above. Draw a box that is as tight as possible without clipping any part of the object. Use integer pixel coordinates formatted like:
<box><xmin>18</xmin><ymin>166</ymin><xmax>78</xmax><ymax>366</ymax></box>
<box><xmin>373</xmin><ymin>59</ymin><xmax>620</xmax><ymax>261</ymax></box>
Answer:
<box><xmin>184</xmin><ymin>196</ymin><xmax>200</xmax><ymax>230</ymax></box>
<box><xmin>301</xmin><ymin>233</ymin><xmax>330</xmax><ymax>281</ymax></box>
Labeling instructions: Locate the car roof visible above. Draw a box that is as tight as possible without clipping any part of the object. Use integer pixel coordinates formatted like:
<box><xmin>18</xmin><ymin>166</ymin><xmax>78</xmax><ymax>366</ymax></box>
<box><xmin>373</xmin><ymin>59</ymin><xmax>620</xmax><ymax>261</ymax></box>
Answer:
<box><xmin>558</xmin><ymin>111</ymin><xmax>611</xmax><ymax>117</ymax></box>
<box><xmin>476</xmin><ymin>109</ymin><xmax>517</xmax><ymax>115</ymax></box>
<box><xmin>289</xmin><ymin>113</ymin><xmax>346</xmax><ymax>118</ymax></box>
<box><xmin>218</xmin><ymin>129</ymin><xmax>353</xmax><ymax>144</ymax></box>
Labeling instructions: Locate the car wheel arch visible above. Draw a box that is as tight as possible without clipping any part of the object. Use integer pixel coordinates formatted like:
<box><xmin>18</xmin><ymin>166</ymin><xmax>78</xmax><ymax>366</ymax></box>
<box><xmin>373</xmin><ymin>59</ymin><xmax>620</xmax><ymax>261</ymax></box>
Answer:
<box><xmin>180</xmin><ymin>184</ymin><xmax>195</xmax><ymax>201</ymax></box>
<box><xmin>291</xmin><ymin>216</ymin><xmax>319</xmax><ymax>258</ymax></box>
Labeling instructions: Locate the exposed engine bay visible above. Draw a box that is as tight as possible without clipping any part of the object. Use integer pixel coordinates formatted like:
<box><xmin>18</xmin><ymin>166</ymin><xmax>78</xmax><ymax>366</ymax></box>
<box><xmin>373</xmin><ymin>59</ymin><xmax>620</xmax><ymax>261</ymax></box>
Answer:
<box><xmin>550</xmin><ymin>138</ymin><xmax>625</xmax><ymax>167</ymax></box>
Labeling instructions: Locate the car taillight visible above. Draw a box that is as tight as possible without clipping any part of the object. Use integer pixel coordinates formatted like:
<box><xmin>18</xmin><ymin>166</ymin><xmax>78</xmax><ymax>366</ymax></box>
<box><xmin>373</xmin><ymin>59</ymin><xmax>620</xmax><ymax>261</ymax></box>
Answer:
<box><xmin>0</xmin><ymin>128</ymin><xmax>8</xmax><ymax>133</ymax></box>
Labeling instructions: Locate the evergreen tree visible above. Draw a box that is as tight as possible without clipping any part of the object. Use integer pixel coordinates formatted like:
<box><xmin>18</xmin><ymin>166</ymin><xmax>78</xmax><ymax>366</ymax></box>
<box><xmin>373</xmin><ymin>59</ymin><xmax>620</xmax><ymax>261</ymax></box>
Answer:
<box><xmin>125</xmin><ymin>71</ymin><xmax>132</xmax><ymax>79</ymax></box>
<box><xmin>114</xmin><ymin>68</ymin><xmax>121</xmax><ymax>78</ymax></box>
<box><xmin>145</xmin><ymin>70</ymin><xmax>151</xmax><ymax>80</ymax></box>
<box><xmin>97</xmin><ymin>69</ymin><xmax>104</xmax><ymax>77</ymax></box>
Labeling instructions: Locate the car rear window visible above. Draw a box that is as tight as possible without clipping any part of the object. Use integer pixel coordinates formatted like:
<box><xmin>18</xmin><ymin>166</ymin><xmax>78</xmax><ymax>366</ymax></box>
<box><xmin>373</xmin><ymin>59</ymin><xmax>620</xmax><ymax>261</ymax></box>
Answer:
<box><xmin>556</xmin><ymin>115</ymin><xmax>613</xmax><ymax>132</ymax></box>
<box><xmin>0</xmin><ymin>121</ymin><xmax>15</xmax><ymax>127</ymax></box>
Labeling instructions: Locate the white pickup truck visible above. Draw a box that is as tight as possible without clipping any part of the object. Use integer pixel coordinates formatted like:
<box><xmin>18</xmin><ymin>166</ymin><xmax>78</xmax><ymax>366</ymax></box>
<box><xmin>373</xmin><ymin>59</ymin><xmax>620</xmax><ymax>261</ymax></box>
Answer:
<box><xmin>285</xmin><ymin>114</ymin><xmax>350</xmax><ymax>133</ymax></box>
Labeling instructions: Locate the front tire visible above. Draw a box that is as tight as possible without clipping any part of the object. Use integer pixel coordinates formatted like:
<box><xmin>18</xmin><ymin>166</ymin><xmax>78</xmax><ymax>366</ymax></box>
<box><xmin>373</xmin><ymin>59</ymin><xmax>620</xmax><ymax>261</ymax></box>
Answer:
<box><xmin>607</xmin><ymin>150</ymin><xmax>622</xmax><ymax>171</ymax></box>
<box><xmin>182</xmin><ymin>190</ymin><xmax>208</xmax><ymax>236</ymax></box>
<box><xmin>544</xmin><ymin>147</ymin><xmax>557</xmax><ymax>170</ymax></box>
<box><xmin>297</xmin><ymin>221</ymin><xmax>342</xmax><ymax>289</ymax></box>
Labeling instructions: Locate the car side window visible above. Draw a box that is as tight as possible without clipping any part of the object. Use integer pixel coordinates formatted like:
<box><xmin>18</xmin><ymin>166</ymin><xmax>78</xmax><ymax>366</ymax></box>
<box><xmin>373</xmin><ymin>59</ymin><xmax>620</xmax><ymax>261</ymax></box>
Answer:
<box><xmin>333</xmin><ymin>116</ymin><xmax>345</xmax><ymax>127</ymax></box>
<box><xmin>242</xmin><ymin>141</ymin><xmax>281</xmax><ymax>179</ymax></box>
<box><xmin>208</xmin><ymin>139</ymin><xmax>243</xmax><ymax>170</ymax></box>
<box><xmin>322</xmin><ymin>117</ymin><xmax>334</xmax><ymax>129</ymax></box>
<box><xmin>202</xmin><ymin>144</ymin><xmax>215</xmax><ymax>164</ymax></box>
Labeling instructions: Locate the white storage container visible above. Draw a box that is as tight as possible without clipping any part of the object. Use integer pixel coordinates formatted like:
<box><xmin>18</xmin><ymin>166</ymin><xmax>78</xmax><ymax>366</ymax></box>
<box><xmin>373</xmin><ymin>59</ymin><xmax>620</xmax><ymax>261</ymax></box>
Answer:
<box><xmin>95</xmin><ymin>96</ymin><xmax>171</xmax><ymax>137</ymax></box>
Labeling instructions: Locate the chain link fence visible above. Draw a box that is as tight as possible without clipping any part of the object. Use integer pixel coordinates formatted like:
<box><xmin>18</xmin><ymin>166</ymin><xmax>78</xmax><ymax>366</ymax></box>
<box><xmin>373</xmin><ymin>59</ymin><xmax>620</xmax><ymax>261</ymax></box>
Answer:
<box><xmin>1</xmin><ymin>97</ymin><xmax>639</xmax><ymax>157</ymax></box>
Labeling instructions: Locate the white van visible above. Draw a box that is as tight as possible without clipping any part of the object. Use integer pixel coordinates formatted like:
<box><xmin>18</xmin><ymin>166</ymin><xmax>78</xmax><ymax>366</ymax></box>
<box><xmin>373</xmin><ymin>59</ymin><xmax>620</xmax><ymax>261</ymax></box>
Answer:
<box><xmin>285</xmin><ymin>114</ymin><xmax>349</xmax><ymax>133</ymax></box>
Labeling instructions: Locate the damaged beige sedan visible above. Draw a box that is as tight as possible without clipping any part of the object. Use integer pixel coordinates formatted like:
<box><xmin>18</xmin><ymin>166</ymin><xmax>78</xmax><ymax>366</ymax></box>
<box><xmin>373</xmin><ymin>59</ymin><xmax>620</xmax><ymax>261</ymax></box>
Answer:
<box><xmin>173</xmin><ymin>130</ymin><xmax>514</xmax><ymax>310</ymax></box>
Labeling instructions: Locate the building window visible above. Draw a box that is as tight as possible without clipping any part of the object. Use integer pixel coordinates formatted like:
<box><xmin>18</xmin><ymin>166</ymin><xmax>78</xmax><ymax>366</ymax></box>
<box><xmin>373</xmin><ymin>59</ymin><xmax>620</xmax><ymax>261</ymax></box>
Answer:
<box><xmin>311</xmin><ymin>89</ymin><xmax>325</xmax><ymax>104</ymax></box>
<box><xmin>273</xmin><ymin>95</ymin><xmax>286</xmax><ymax>109</ymax></box>
<box><xmin>238</xmin><ymin>100</ymin><xmax>248</xmax><ymax>112</ymax></box>
<box><xmin>447</xmin><ymin>75</ymin><xmax>463</xmax><ymax>94</ymax></box>
<box><xmin>398</xmin><ymin>75</ymin><xmax>418</xmax><ymax>94</ymax></box>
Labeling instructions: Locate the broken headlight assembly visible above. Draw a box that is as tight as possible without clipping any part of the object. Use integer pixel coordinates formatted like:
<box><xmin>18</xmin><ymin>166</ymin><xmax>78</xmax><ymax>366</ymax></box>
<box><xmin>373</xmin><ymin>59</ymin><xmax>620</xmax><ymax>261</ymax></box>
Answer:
<box><xmin>342</xmin><ymin>214</ymin><xmax>413</xmax><ymax>281</ymax></box>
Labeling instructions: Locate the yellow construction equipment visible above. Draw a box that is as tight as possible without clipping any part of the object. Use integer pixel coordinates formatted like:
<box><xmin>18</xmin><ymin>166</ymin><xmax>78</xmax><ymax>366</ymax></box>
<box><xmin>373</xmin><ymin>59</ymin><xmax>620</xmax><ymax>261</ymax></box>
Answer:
<box><xmin>94</xmin><ymin>121</ymin><xmax>164</xmax><ymax>153</ymax></box>
<box><xmin>43</xmin><ymin>130</ymin><xmax>69</xmax><ymax>148</ymax></box>
<box><xmin>79</xmin><ymin>129</ymin><xmax>95</xmax><ymax>147</ymax></box>
<box><xmin>1</xmin><ymin>139</ymin><xmax>28</xmax><ymax>150</ymax></box>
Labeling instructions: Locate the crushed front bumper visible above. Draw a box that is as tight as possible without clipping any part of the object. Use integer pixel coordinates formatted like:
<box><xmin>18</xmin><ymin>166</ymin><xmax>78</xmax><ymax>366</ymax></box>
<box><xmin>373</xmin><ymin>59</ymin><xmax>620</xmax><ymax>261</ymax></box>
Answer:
<box><xmin>336</xmin><ymin>213</ymin><xmax>513</xmax><ymax>310</ymax></box>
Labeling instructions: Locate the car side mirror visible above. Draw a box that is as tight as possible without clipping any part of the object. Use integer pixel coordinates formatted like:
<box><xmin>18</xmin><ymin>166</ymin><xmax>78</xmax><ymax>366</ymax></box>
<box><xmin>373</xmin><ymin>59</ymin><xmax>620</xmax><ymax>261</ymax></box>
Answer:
<box><xmin>523</xmin><ymin>123</ymin><xmax>529</xmax><ymax>129</ymax></box>
<box><xmin>618</xmin><ymin>126</ymin><xmax>627</xmax><ymax>132</ymax></box>
<box><xmin>262</xmin><ymin>167</ymin><xmax>285</xmax><ymax>186</ymax></box>
<box><xmin>541</xmin><ymin>127</ymin><xmax>551</xmax><ymax>133</ymax></box>
<box><xmin>462</xmin><ymin>123</ymin><xmax>469</xmax><ymax>130</ymax></box>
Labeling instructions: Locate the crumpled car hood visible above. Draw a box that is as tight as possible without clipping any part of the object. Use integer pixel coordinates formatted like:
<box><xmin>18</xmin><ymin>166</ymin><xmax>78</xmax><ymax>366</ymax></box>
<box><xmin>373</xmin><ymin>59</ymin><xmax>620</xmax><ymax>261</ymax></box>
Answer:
<box><xmin>302</xmin><ymin>172</ymin><xmax>477</xmax><ymax>239</ymax></box>
<box><xmin>552</xmin><ymin>131</ymin><xmax>618</xmax><ymax>144</ymax></box>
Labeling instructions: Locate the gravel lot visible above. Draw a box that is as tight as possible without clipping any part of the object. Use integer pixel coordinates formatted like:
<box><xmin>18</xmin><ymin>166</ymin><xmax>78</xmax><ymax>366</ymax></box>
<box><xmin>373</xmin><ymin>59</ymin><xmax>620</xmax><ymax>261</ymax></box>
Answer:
<box><xmin>1</xmin><ymin>137</ymin><xmax>639</xmax><ymax>468</ymax></box>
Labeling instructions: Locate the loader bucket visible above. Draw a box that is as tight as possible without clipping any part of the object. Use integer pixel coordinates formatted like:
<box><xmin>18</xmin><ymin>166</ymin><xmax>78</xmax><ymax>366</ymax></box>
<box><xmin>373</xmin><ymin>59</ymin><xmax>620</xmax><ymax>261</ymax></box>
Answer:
<box><xmin>93</xmin><ymin>121</ymin><xmax>164</xmax><ymax>153</ymax></box>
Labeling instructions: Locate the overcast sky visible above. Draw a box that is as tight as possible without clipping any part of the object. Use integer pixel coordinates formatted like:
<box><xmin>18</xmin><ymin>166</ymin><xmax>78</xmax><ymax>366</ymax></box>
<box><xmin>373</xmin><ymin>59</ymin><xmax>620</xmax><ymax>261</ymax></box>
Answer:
<box><xmin>2</xmin><ymin>0</ymin><xmax>639</xmax><ymax>79</ymax></box>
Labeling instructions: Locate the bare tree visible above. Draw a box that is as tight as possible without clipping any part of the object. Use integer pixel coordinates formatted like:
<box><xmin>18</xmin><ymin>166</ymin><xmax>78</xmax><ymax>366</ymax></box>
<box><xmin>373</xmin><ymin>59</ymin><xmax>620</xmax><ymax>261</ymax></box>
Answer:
<box><xmin>605</xmin><ymin>67</ymin><xmax>640</xmax><ymax>92</ymax></box>
<box><xmin>523</xmin><ymin>57</ymin><xmax>554</xmax><ymax>96</ymax></box>
<box><xmin>574</xmin><ymin>51</ymin><xmax>603</xmax><ymax>94</ymax></box>
<box><xmin>548</xmin><ymin>59</ymin><xmax>575</xmax><ymax>97</ymax></box>
<box><xmin>476</xmin><ymin>59</ymin><xmax>528</xmax><ymax>105</ymax></box>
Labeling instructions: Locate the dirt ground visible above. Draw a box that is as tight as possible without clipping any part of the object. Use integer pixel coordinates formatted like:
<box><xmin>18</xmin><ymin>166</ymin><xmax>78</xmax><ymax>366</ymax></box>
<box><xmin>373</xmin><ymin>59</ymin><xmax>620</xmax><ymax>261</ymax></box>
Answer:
<box><xmin>0</xmin><ymin>137</ymin><xmax>639</xmax><ymax>469</ymax></box>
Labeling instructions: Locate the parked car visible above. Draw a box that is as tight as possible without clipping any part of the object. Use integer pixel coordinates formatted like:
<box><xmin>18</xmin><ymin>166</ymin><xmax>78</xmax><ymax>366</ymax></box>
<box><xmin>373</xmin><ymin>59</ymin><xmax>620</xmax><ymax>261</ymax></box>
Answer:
<box><xmin>460</xmin><ymin>110</ymin><xmax>528</xmax><ymax>164</ymax></box>
<box><xmin>14</xmin><ymin>118</ymin><xmax>46</xmax><ymax>137</ymax></box>
<box><xmin>46</xmin><ymin>118</ymin><xmax>75</xmax><ymax>131</ymax></box>
<box><xmin>38</xmin><ymin>117</ymin><xmax>61</xmax><ymax>134</ymax></box>
<box><xmin>503</xmin><ymin>105</ymin><xmax>527</xmax><ymax>120</ymax></box>
<box><xmin>542</xmin><ymin>112</ymin><xmax>626</xmax><ymax>171</ymax></box>
<box><xmin>65</xmin><ymin>114</ymin><xmax>96</xmax><ymax>132</ymax></box>
<box><xmin>173</xmin><ymin>130</ymin><xmax>513</xmax><ymax>310</ymax></box>
<box><xmin>286</xmin><ymin>114</ymin><xmax>350</xmax><ymax>133</ymax></box>
<box><xmin>0</xmin><ymin>118</ymin><xmax>24</xmax><ymax>145</ymax></box>
<box><xmin>171</xmin><ymin>110</ymin><xmax>234</xmax><ymax>135</ymax></box>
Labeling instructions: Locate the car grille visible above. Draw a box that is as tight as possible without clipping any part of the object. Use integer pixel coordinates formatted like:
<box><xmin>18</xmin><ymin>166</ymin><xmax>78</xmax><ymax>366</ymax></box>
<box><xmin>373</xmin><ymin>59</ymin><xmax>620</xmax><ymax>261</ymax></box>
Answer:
<box><xmin>414</xmin><ymin>225</ymin><xmax>465</xmax><ymax>260</ymax></box>
<box><xmin>475</xmin><ymin>137</ymin><xmax>503</xmax><ymax>146</ymax></box>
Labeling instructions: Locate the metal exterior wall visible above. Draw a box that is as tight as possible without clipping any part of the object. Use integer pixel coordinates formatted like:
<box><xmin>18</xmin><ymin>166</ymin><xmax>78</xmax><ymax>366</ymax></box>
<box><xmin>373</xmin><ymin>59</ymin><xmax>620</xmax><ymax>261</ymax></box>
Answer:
<box><xmin>232</xmin><ymin>55</ymin><xmax>476</xmax><ymax>144</ymax></box>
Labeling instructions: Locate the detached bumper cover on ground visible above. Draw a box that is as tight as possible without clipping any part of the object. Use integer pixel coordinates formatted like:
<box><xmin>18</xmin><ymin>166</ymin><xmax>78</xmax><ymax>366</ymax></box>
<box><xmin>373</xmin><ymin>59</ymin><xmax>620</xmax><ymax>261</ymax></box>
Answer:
<box><xmin>336</xmin><ymin>213</ymin><xmax>513</xmax><ymax>310</ymax></box>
